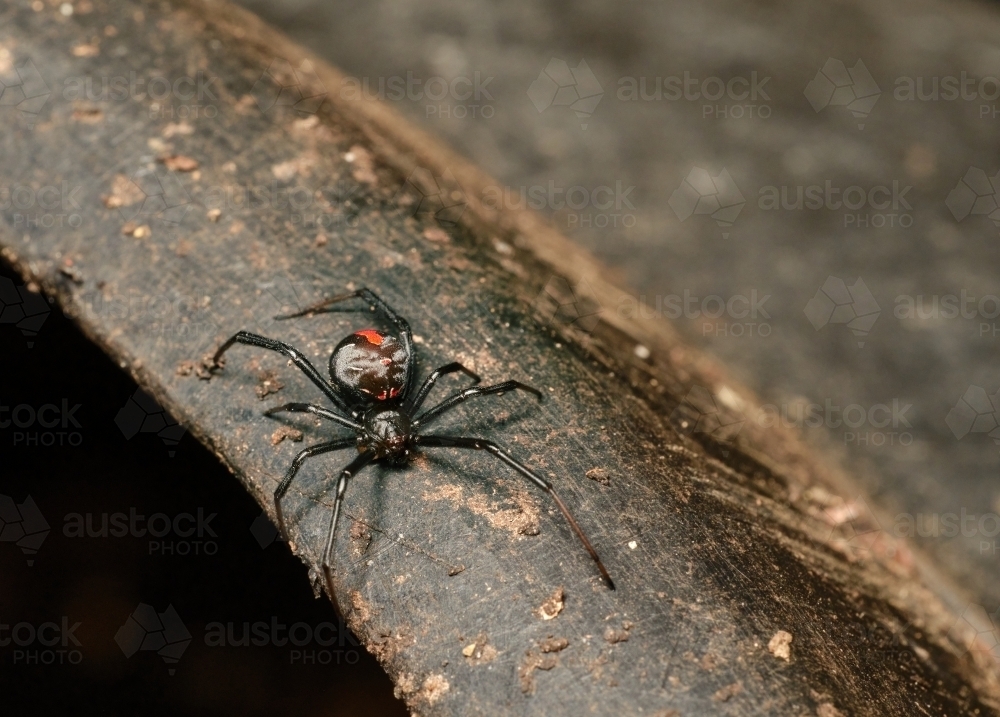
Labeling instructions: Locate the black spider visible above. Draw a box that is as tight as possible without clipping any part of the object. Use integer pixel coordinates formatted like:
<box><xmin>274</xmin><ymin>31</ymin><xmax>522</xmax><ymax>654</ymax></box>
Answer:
<box><xmin>210</xmin><ymin>288</ymin><xmax>614</xmax><ymax>603</ymax></box>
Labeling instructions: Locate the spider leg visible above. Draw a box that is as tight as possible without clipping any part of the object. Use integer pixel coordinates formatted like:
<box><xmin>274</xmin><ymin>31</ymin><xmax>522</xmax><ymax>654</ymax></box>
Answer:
<box><xmin>274</xmin><ymin>438</ymin><xmax>357</xmax><ymax>541</ymax></box>
<box><xmin>273</xmin><ymin>288</ymin><xmax>417</xmax><ymax>401</ymax></box>
<box><xmin>415</xmin><ymin>434</ymin><xmax>615</xmax><ymax>589</ymax></box>
<box><xmin>264</xmin><ymin>402</ymin><xmax>362</xmax><ymax>432</ymax></box>
<box><xmin>322</xmin><ymin>450</ymin><xmax>377</xmax><ymax>612</ymax></box>
<box><xmin>413</xmin><ymin>381</ymin><xmax>541</xmax><ymax>429</ymax></box>
<box><xmin>211</xmin><ymin>331</ymin><xmax>355</xmax><ymax>417</ymax></box>
<box><xmin>407</xmin><ymin>362</ymin><xmax>482</xmax><ymax>414</ymax></box>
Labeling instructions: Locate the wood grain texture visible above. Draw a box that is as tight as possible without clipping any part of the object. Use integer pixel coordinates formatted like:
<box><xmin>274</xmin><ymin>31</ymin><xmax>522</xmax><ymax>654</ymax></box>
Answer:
<box><xmin>1</xmin><ymin>0</ymin><xmax>998</xmax><ymax>713</ymax></box>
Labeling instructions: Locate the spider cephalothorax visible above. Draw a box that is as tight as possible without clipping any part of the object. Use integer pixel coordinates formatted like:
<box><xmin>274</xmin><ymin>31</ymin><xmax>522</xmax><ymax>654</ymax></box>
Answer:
<box><xmin>360</xmin><ymin>406</ymin><xmax>411</xmax><ymax>463</ymax></box>
<box><xmin>210</xmin><ymin>287</ymin><xmax>614</xmax><ymax>607</ymax></box>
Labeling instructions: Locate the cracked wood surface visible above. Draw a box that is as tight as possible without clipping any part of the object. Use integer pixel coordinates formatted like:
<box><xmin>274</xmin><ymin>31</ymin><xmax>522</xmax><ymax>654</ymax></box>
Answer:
<box><xmin>1</xmin><ymin>0</ymin><xmax>1000</xmax><ymax>714</ymax></box>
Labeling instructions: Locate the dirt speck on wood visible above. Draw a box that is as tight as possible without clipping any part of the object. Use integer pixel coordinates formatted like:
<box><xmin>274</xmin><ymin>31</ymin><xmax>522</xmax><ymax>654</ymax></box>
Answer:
<box><xmin>419</xmin><ymin>673</ymin><xmax>450</xmax><ymax>705</ymax></box>
<box><xmin>255</xmin><ymin>369</ymin><xmax>284</xmax><ymax>399</ymax></box>
<box><xmin>604</xmin><ymin>625</ymin><xmax>630</xmax><ymax>644</ymax></box>
<box><xmin>586</xmin><ymin>467</ymin><xmax>610</xmax><ymax>485</ymax></box>
<box><xmin>158</xmin><ymin>154</ymin><xmax>199</xmax><ymax>172</ymax></box>
<box><xmin>539</xmin><ymin>636</ymin><xmax>569</xmax><ymax>653</ymax></box>
<box><xmin>466</xmin><ymin>482</ymin><xmax>540</xmax><ymax>537</ymax></box>
<box><xmin>519</xmin><ymin>649</ymin><xmax>559</xmax><ymax>694</ymax></box>
<box><xmin>768</xmin><ymin>630</ymin><xmax>792</xmax><ymax>661</ymax></box>
<box><xmin>270</xmin><ymin>426</ymin><xmax>302</xmax><ymax>446</ymax></box>
<box><xmin>712</xmin><ymin>682</ymin><xmax>743</xmax><ymax>702</ymax></box>
<box><xmin>349</xmin><ymin>590</ymin><xmax>374</xmax><ymax>624</ymax></box>
<box><xmin>536</xmin><ymin>587</ymin><xmax>565</xmax><ymax>621</ymax></box>
<box><xmin>460</xmin><ymin>633</ymin><xmax>498</xmax><ymax>664</ymax></box>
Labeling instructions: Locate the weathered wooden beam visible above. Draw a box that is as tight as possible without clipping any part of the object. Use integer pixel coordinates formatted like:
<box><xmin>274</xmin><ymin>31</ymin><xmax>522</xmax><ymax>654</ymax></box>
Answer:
<box><xmin>1</xmin><ymin>0</ymin><xmax>999</xmax><ymax>714</ymax></box>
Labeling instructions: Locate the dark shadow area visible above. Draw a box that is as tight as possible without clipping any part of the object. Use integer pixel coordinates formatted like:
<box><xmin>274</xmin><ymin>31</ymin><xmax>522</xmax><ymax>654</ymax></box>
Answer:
<box><xmin>0</xmin><ymin>260</ymin><xmax>406</xmax><ymax>716</ymax></box>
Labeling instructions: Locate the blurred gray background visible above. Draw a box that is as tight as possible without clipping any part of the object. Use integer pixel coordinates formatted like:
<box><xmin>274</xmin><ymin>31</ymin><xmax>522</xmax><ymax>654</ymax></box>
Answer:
<box><xmin>235</xmin><ymin>0</ymin><xmax>1000</xmax><ymax>610</ymax></box>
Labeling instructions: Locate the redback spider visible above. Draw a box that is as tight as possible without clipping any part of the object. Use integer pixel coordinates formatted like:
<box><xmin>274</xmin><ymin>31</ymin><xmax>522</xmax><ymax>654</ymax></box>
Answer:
<box><xmin>210</xmin><ymin>288</ymin><xmax>614</xmax><ymax>604</ymax></box>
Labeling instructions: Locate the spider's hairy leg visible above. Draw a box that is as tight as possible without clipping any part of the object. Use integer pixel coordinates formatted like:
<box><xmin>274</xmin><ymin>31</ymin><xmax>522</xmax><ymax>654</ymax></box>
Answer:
<box><xmin>414</xmin><ymin>381</ymin><xmax>542</xmax><ymax>429</ymax></box>
<box><xmin>274</xmin><ymin>438</ymin><xmax>356</xmax><ymax>541</ymax></box>
<box><xmin>415</xmin><ymin>434</ymin><xmax>615</xmax><ymax>589</ymax></box>
<box><xmin>407</xmin><ymin>362</ymin><xmax>482</xmax><ymax>415</ymax></box>
<box><xmin>322</xmin><ymin>450</ymin><xmax>377</xmax><ymax>613</ymax></box>
<box><xmin>210</xmin><ymin>330</ymin><xmax>355</xmax><ymax>416</ymax></box>
<box><xmin>264</xmin><ymin>402</ymin><xmax>362</xmax><ymax>432</ymax></box>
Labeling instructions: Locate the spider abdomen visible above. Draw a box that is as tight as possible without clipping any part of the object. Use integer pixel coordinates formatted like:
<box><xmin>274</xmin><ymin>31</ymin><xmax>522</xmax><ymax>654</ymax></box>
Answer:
<box><xmin>330</xmin><ymin>329</ymin><xmax>407</xmax><ymax>404</ymax></box>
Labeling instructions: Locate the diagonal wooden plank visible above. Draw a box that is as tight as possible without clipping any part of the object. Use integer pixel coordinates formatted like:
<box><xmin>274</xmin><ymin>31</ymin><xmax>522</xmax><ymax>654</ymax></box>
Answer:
<box><xmin>1</xmin><ymin>0</ymin><xmax>998</xmax><ymax>714</ymax></box>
